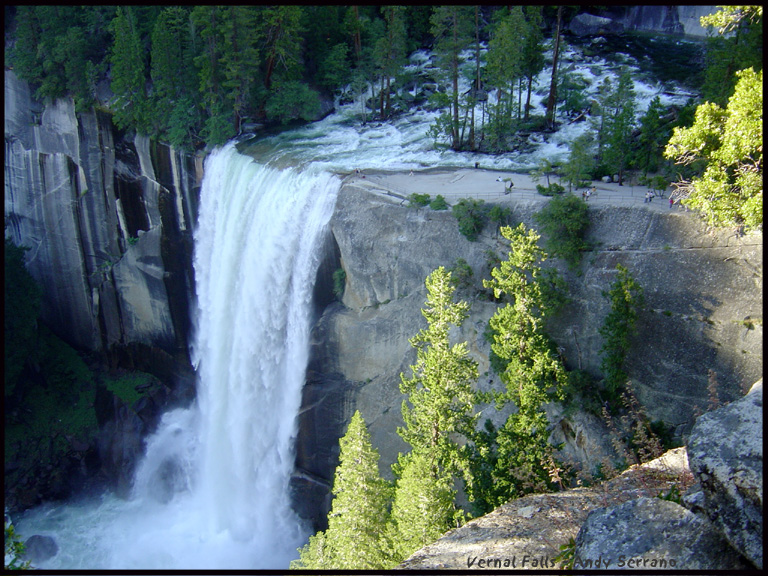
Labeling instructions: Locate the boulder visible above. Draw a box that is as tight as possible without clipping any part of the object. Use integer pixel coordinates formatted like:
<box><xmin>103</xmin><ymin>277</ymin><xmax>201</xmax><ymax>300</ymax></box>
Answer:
<box><xmin>687</xmin><ymin>380</ymin><xmax>763</xmax><ymax>568</ymax></box>
<box><xmin>22</xmin><ymin>534</ymin><xmax>59</xmax><ymax>563</ymax></box>
<box><xmin>573</xmin><ymin>497</ymin><xmax>750</xmax><ymax>569</ymax></box>
<box><xmin>569</xmin><ymin>14</ymin><xmax>624</xmax><ymax>37</ymax></box>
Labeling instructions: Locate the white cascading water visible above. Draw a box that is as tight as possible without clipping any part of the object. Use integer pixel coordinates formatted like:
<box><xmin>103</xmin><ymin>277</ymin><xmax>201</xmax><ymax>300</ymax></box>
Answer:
<box><xmin>15</xmin><ymin>143</ymin><xmax>340</xmax><ymax>569</ymax></box>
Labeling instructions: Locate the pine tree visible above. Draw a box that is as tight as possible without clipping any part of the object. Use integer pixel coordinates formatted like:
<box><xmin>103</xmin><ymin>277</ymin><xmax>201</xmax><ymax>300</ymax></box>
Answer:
<box><xmin>485</xmin><ymin>7</ymin><xmax>527</xmax><ymax>140</ymax></box>
<box><xmin>601</xmin><ymin>69</ymin><xmax>636</xmax><ymax>185</ymax></box>
<box><xmin>599</xmin><ymin>265</ymin><xmax>644</xmax><ymax>401</ymax></box>
<box><xmin>109</xmin><ymin>6</ymin><xmax>149</xmax><ymax>132</ymax></box>
<box><xmin>293</xmin><ymin>411</ymin><xmax>392</xmax><ymax>569</ymax></box>
<box><xmin>665</xmin><ymin>66</ymin><xmax>762</xmax><ymax>230</ymax></box>
<box><xmin>430</xmin><ymin>6</ymin><xmax>474</xmax><ymax>149</ymax></box>
<box><xmin>471</xmin><ymin>224</ymin><xmax>568</xmax><ymax>508</ymax></box>
<box><xmin>521</xmin><ymin>6</ymin><xmax>545</xmax><ymax>122</ymax></box>
<box><xmin>636</xmin><ymin>96</ymin><xmax>668</xmax><ymax>176</ymax></box>
<box><xmin>398</xmin><ymin>267</ymin><xmax>479</xmax><ymax>479</ymax></box>
<box><xmin>389</xmin><ymin>450</ymin><xmax>456</xmax><ymax>560</ymax></box>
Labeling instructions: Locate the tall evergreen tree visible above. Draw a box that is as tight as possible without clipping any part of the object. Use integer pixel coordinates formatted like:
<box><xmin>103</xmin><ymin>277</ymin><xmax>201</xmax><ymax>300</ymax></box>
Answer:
<box><xmin>220</xmin><ymin>6</ymin><xmax>261</xmax><ymax>133</ymax></box>
<box><xmin>430</xmin><ymin>6</ymin><xmax>474</xmax><ymax>149</ymax></box>
<box><xmin>635</xmin><ymin>96</ymin><xmax>669</xmax><ymax>176</ymax></box>
<box><xmin>485</xmin><ymin>7</ymin><xmax>526</xmax><ymax>137</ymax></box>
<box><xmin>521</xmin><ymin>6</ymin><xmax>545</xmax><ymax>122</ymax></box>
<box><xmin>545</xmin><ymin>6</ymin><xmax>563</xmax><ymax>129</ymax></box>
<box><xmin>398</xmin><ymin>267</ymin><xmax>479</xmax><ymax>480</ymax></box>
<box><xmin>374</xmin><ymin>5</ymin><xmax>407</xmax><ymax>119</ymax></box>
<box><xmin>601</xmin><ymin>69</ymin><xmax>636</xmax><ymax>185</ymax></box>
<box><xmin>598</xmin><ymin>264</ymin><xmax>644</xmax><ymax>401</ymax></box>
<box><xmin>665</xmin><ymin>29</ymin><xmax>762</xmax><ymax>230</ymax></box>
<box><xmin>292</xmin><ymin>411</ymin><xmax>393</xmax><ymax>569</ymax></box>
<box><xmin>109</xmin><ymin>6</ymin><xmax>149</xmax><ymax>132</ymax></box>
<box><xmin>470</xmin><ymin>224</ymin><xmax>567</xmax><ymax>509</ymax></box>
<box><xmin>389</xmin><ymin>450</ymin><xmax>457</xmax><ymax>560</ymax></box>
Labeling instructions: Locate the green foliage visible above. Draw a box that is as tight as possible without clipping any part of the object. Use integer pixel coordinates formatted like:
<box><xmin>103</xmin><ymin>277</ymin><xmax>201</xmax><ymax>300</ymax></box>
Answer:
<box><xmin>700</xmin><ymin>6</ymin><xmax>763</xmax><ymax>106</ymax></box>
<box><xmin>533</xmin><ymin>193</ymin><xmax>590</xmax><ymax>269</ymax></box>
<box><xmin>561</xmin><ymin>369</ymin><xmax>603</xmax><ymax>416</ymax></box>
<box><xmin>109</xmin><ymin>7</ymin><xmax>149</xmax><ymax>132</ymax></box>
<box><xmin>4</xmin><ymin>521</ymin><xmax>31</xmax><ymax>570</ymax></box>
<box><xmin>488</xmin><ymin>204</ymin><xmax>512</xmax><ymax>229</ymax></box>
<box><xmin>105</xmin><ymin>371</ymin><xmax>157</xmax><ymax>406</ymax></box>
<box><xmin>452</xmin><ymin>198</ymin><xmax>487</xmax><ymax>241</ymax></box>
<box><xmin>635</xmin><ymin>96</ymin><xmax>672</xmax><ymax>176</ymax></box>
<box><xmin>318</xmin><ymin>43</ymin><xmax>351</xmax><ymax>92</ymax></box>
<box><xmin>665</xmin><ymin>67</ymin><xmax>763</xmax><ymax>230</ymax></box>
<box><xmin>535</xmin><ymin>182</ymin><xmax>565</xmax><ymax>196</ymax></box>
<box><xmin>470</xmin><ymin>224</ymin><xmax>568</xmax><ymax>508</ymax></box>
<box><xmin>448</xmin><ymin>258</ymin><xmax>474</xmax><ymax>293</ymax></box>
<box><xmin>599</xmin><ymin>265</ymin><xmax>644</xmax><ymax>399</ymax></box>
<box><xmin>332</xmin><ymin>268</ymin><xmax>346</xmax><ymax>299</ymax></box>
<box><xmin>429</xmin><ymin>195</ymin><xmax>448</xmax><ymax>211</ymax></box>
<box><xmin>293</xmin><ymin>411</ymin><xmax>394</xmax><ymax>569</ymax></box>
<box><xmin>4</xmin><ymin>240</ymin><xmax>42</xmax><ymax>397</ymax></box>
<box><xmin>600</xmin><ymin>69</ymin><xmax>636</xmax><ymax>185</ymax></box>
<box><xmin>409</xmin><ymin>192</ymin><xmax>431</xmax><ymax>207</ymax></box>
<box><xmin>429</xmin><ymin>6</ymin><xmax>475</xmax><ymax>149</ymax></box>
<box><xmin>399</xmin><ymin>267</ymin><xmax>478</xmax><ymax>478</ymax></box>
<box><xmin>389</xmin><ymin>450</ymin><xmax>458</xmax><ymax>560</ymax></box>
<box><xmin>562</xmin><ymin>134</ymin><xmax>596</xmax><ymax>192</ymax></box>
<box><xmin>265</xmin><ymin>80</ymin><xmax>321</xmax><ymax>125</ymax></box>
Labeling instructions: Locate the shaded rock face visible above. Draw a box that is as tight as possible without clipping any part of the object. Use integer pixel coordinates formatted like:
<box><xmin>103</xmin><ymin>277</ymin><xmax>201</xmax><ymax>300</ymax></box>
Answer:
<box><xmin>4</xmin><ymin>71</ymin><xmax>199</xmax><ymax>507</ymax></box>
<box><xmin>574</xmin><ymin>497</ymin><xmax>750</xmax><ymax>570</ymax></box>
<box><xmin>296</xmin><ymin>184</ymin><xmax>761</xmax><ymax>532</ymax></box>
<box><xmin>4</xmin><ymin>70</ymin><xmax>199</xmax><ymax>365</ymax></box>
<box><xmin>570</xmin><ymin>6</ymin><xmax>717</xmax><ymax>37</ymax></box>
<box><xmin>687</xmin><ymin>379</ymin><xmax>763</xmax><ymax>568</ymax></box>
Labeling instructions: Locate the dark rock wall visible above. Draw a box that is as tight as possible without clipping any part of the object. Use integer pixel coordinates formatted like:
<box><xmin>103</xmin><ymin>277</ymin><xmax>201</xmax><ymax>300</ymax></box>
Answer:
<box><xmin>4</xmin><ymin>70</ymin><xmax>200</xmax><ymax>367</ymax></box>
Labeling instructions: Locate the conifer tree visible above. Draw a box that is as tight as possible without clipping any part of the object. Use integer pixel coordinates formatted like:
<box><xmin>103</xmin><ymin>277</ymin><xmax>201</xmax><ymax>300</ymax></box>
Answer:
<box><xmin>292</xmin><ymin>411</ymin><xmax>392</xmax><ymax>569</ymax></box>
<box><xmin>665</xmin><ymin>66</ymin><xmax>762</xmax><ymax>230</ymax></box>
<box><xmin>109</xmin><ymin>7</ymin><xmax>149</xmax><ymax>132</ymax></box>
<box><xmin>430</xmin><ymin>6</ymin><xmax>474</xmax><ymax>149</ymax></box>
<box><xmin>599</xmin><ymin>264</ymin><xmax>644</xmax><ymax>400</ymax></box>
<box><xmin>398</xmin><ymin>267</ymin><xmax>479</xmax><ymax>479</ymax></box>
<box><xmin>469</xmin><ymin>224</ymin><xmax>567</xmax><ymax>509</ymax></box>
<box><xmin>601</xmin><ymin>69</ymin><xmax>636</xmax><ymax>185</ymax></box>
<box><xmin>389</xmin><ymin>450</ymin><xmax>456</xmax><ymax>560</ymax></box>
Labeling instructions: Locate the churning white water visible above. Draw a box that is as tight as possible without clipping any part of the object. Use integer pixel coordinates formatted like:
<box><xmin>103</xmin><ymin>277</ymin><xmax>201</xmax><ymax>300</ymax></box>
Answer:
<box><xmin>15</xmin><ymin>144</ymin><xmax>340</xmax><ymax>569</ymax></box>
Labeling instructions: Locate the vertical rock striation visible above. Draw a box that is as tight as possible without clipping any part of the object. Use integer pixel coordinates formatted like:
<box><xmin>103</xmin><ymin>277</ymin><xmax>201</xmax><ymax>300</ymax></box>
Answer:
<box><xmin>4</xmin><ymin>70</ymin><xmax>200</xmax><ymax>365</ymax></box>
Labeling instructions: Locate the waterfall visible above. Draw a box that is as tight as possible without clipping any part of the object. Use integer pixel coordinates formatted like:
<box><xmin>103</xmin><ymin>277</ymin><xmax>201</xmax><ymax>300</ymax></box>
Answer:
<box><xmin>15</xmin><ymin>144</ymin><xmax>340</xmax><ymax>569</ymax></box>
<box><xmin>189</xmin><ymin>143</ymin><xmax>340</xmax><ymax>562</ymax></box>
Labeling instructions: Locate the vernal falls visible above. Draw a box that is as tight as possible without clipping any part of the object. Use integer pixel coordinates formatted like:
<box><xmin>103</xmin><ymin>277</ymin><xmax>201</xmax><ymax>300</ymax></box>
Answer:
<box><xmin>14</xmin><ymin>143</ymin><xmax>340</xmax><ymax>569</ymax></box>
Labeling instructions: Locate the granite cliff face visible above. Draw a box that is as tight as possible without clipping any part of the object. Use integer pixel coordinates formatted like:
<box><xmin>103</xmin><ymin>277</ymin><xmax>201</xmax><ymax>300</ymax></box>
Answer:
<box><xmin>570</xmin><ymin>6</ymin><xmax>717</xmax><ymax>37</ymax></box>
<box><xmin>5</xmin><ymin>70</ymin><xmax>200</xmax><ymax>367</ymax></box>
<box><xmin>295</xmin><ymin>181</ymin><xmax>762</xmax><ymax>530</ymax></box>
<box><xmin>4</xmin><ymin>70</ymin><xmax>200</xmax><ymax>506</ymax></box>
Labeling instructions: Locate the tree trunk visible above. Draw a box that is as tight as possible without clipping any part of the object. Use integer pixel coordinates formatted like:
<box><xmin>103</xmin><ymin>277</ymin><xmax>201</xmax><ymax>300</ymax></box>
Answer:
<box><xmin>452</xmin><ymin>9</ymin><xmax>460</xmax><ymax>149</ymax></box>
<box><xmin>545</xmin><ymin>6</ymin><xmax>562</xmax><ymax>130</ymax></box>
<box><xmin>525</xmin><ymin>75</ymin><xmax>533</xmax><ymax>121</ymax></box>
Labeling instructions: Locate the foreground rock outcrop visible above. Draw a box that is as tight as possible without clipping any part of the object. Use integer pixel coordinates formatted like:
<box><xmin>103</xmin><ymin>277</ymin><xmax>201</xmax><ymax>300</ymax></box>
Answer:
<box><xmin>687</xmin><ymin>379</ymin><xmax>763</xmax><ymax>568</ymax></box>
<box><xmin>399</xmin><ymin>380</ymin><xmax>762</xmax><ymax>569</ymax></box>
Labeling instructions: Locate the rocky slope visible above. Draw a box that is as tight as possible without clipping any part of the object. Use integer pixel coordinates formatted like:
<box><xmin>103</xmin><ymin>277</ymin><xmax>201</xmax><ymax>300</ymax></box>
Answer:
<box><xmin>294</xmin><ymin>179</ymin><xmax>762</xmax><ymax>530</ymax></box>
